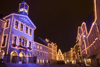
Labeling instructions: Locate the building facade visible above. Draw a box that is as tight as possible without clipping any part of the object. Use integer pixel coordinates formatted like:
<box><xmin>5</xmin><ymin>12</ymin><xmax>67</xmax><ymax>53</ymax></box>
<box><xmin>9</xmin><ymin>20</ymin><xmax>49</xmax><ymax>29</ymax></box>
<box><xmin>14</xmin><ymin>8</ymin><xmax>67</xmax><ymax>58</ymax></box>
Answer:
<box><xmin>57</xmin><ymin>49</ymin><xmax>64</xmax><ymax>61</ymax></box>
<box><xmin>63</xmin><ymin>50</ymin><xmax>71</xmax><ymax>64</ymax></box>
<box><xmin>77</xmin><ymin>0</ymin><xmax>100</xmax><ymax>66</ymax></box>
<box><xmin>0</xmin><ymin>0</ymin><xmax>58</xmax><ymax>64</ymax></box>
<box><xmin>0</xmin><ymin>0</ymin><xmax>36</xmax><ymax>64</ymax></box>
<box><xmin>33</xmin><ymin>37</ymin><xmax>49</xmax><ymax>65</ymax></box>
<box><xmin>45</xmin><ymin>38</ymin><xmax>57</xmax><ymax>64</ymax></box>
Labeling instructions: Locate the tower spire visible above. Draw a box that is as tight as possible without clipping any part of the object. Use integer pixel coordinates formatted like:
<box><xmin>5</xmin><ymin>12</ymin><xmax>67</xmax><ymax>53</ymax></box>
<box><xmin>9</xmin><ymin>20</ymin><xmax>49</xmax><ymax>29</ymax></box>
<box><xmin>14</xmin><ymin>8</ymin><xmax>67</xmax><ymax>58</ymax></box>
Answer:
<box><xmin>23</xmin><ymin>0</ymin><xmax>26</xmax><ymax>2</ymax></box>
<box><xmin>22</xmin><ymin>0</ymin><xmax>26</xmax><ymax>3</ymax></box>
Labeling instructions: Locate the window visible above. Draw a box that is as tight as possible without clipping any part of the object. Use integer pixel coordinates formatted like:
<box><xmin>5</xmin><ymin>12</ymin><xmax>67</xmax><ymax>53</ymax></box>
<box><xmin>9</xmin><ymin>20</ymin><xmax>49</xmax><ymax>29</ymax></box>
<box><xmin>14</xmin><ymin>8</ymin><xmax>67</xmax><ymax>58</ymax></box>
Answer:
<box><xmin>2</xmin><ymin>35</ymin><xmax>7</xmax><ymax>47</ymax></box>
<box><xmin>43</xmin><ymin>53</ymin><xmax>44</xmax><ymax>56</ymax></box>
<box><xmin>40</xmin><ymin>52</ymin><xmax>42</xmax><ymax>56</ymax></box>
<box><xmin>29</xmin><ymin>29</ymin><xmax>32</xmax><ymax>35</ymax></box>
<box><xmin>40</xmin><ymin>46</ymin><xmax>42</xmax><ymax>49</ymax></box>
<box><xmin>40</xmin><ymin>60</ymin><xmax>42</xmax><ymax>63</ymax></box>
<box><xmin>25</xmin><ymin>27</ymin><xmax>28</xmax><ymax>34</ymax></box>
<box><xmin>15</xmin><ymin>20</ymin><xmax>18</xmax><ymax>29</ymax></box>
<box><xmin>25</xmin><ymin>40</ymin><xmax>27</xmax><ymax>46</ymax></box>
<box><xmin>19</xmin><ymin>38</ymin><xmax>21</xmax><ymax>45</ymax></box>
<box><xmin>37</xmin><ymin>51</ymin><xmax>39</xmax><ymax>55</ymax></box>
<box><xmin>20</xmin><ymin>24</ymin><xmax>23</xmax><ymax>31</ymax></box>
<box><xmin>35</xmin><ymin>45</ymin><xmax>36</xmax><ymax>48</ymax></box>
<box><xmin>37</xmin><ymin>45</ymin><xmax>39</xmax><ymax>49</ymax></box>
<box><xmin>22</xmin><ymin>39</ymin><xmax>24</xmax><ymax>46</ymax></box>
<box><xmin>5</xmin><ymin>20</ymin><xmax>9</xmax><ymax>28</ymax></box>
<box><xmin>37</xmin><ymin>59</ymin><xmax>39</xmax><ymax>63</ymax></box>
<box><xmin>29</xmin><ymin>41</ymin><xmax>31</xmax><ymax>48</ymax></box>
<box><xmin>34</xmin><ymin>50</ymin><xmax>36</xmax><ymax>55</ymax></box>
<box><xmin>13</xmin><ymin>36</ymin><xmax>17</xmax><ymax>44</ymax></box>
<box><xmin>12</xmin><ymin>36</ymin><xmax>17</xmax><ymax>47</ymax></box>
<box><xmin>43</xmin><ymin>60</ymin><xmax>44</xmax><ymax>63</ymax></box>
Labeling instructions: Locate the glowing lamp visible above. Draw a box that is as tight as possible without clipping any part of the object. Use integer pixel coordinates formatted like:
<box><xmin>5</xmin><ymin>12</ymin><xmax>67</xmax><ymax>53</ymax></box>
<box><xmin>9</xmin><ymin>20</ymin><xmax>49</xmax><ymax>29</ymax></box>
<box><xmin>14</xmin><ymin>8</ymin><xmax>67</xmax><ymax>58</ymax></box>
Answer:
<box><xmin>83</xmin><ymin>35</ymin><xmax>86</xmax><ymax>38</ymax></box>
<box><xmin>92</xmin><ymin>23</ymin><xmax>95</xmax><ymax>25</ymax></box>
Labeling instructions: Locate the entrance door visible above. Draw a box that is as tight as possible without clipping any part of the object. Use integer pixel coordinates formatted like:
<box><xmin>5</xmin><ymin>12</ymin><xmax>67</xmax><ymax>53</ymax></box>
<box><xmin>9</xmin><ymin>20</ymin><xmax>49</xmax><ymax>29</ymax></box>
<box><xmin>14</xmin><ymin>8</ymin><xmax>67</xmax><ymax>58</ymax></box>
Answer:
<box><xmin>26</xmin><ymin>53</ymin><xmax>31</xmax><ymax>63</ymax></box>
<box><xmin>10</xmin><ymin>51</ymin><xmax>18</xmax><ymax>63</ymax></box>
<box><xmin>19</xmin><ymin>52</ymin><xmax>25</xmax><ymax>64</ymax></box>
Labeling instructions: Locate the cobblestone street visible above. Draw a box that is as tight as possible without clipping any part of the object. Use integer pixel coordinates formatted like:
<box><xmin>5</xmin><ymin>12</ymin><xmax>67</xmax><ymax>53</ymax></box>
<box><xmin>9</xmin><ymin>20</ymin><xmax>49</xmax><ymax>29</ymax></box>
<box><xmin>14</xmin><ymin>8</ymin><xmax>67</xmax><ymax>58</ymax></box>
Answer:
<box><xmin>0</xmin><ymin>63</ymin><xmax>98</xmax><ymax>67</ymax></box>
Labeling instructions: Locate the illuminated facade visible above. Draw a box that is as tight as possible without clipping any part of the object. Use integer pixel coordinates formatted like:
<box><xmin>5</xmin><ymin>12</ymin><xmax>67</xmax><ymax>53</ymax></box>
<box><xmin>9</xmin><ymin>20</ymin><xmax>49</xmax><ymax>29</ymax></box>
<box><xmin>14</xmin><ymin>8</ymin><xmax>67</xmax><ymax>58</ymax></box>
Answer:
<box><xmin>33</xmin><ymin>37</ymin><xmax>57</xmax><ymax>65</ymax></box>
<box><xmin>77</xmin><ymin>0</ymin><xmax>100</xmax><ymax>66</ymax></box>
<box><xmin>33</xmin><ymin>37</ymin><xmax>49</xmax><ymax>65</ymax></box>
<box><xmin>0</xmin><ymin>0</ymin><xmax>58</xmax><ymax>64</ymax></box>
<box><xmin>73</xmin><ymin>39</ymin><xmax>81</xmax><ymax>64</ymax></box>
<box><xmin>63</xmin><ymin>36</ymin><xmax>81</xmax><ymax>64</ymax></box>
<box><xmin>0</xmin><ymin>0</ymin><xmax>36</xmax><ymax>64</ymax></box>
<box><xmin>57</xmin><ymin>49</ymin><xmax>64</xmax><ymax>61</ymax></box>
<box><xmin>45</xmin><ymin>38</ymin><xmax>57</xmax><ymax>64</ymax></box>
<box><xmin>70</xmin><ymin>47</ymin><xmax>76</xmax><ymax>64</ymax></box>
<box><xmin>63</xmin><ymin>50</ymin><xmax>71</xmax><ymax>64</ymax></box>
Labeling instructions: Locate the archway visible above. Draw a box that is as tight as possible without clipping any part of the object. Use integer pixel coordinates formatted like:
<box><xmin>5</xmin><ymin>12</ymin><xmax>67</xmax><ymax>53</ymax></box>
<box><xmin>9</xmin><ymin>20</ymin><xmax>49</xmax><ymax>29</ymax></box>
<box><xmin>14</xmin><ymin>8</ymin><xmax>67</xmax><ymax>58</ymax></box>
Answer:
<box><xmin>26</xmin><ymin>53</ymin><xmax>31</xmax><ymax>63</ymax></box>
<box><xmin>10</xmin><ymin>51</ymin><xmax>18</xmax><ymax>63</ymax></box>
<box><xmin>0</xmin><ymin>50</ymin><xmax>5</xmax><ymax>59</ymax></box>
<box><xmin>19</xmin><ymin>52</ymin><xmax>25</xmax><ymax>64</ymax></box>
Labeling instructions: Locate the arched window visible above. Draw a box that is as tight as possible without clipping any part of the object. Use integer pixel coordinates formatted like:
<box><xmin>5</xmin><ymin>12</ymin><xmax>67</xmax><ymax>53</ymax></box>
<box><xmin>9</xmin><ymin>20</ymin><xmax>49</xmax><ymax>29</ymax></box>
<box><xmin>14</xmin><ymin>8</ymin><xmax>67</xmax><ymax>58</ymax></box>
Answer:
<box><xmin>19</xmin><ymin>38</ymin><xmax>21</xmax><ymax>45</ymax></box>
<box><xmin>5</xmin><ymin>20</ymin><xmax>9</xmax><ymax>28</ymax></box>
<box><xmin>29</xmin><ymin>29</ymin><xmax>32</xmax><ymax>35</ymax></box>
<box><xmin>13</xmin><ymin>36</ymin><xmax>17</xmax><ymax>44</ymax></box>
<box><xmin>14</xmin><ymin>20</ymin><xmax>18</xmax><ymax>29</ymax></box>
<box><xmin>12</xmin><ymin>36</ymin><xmax>17</xmax><ymax>47</ymax></box>
<box><xmin>25</xmin><ymin>40</ymin><xmax>27</xmax><ymax>46</ymax></box>
<box><xmin>20</xmin><ymin>24</ymin><xmax>23</xmax><ymax>31</ymax></box>
<box><xmin>2</xmin><ymin>35</ymin><xmax>7</xmax><ymax>47</ymax></box>
<box><xmin>25</xmin><ymin>27</ymin><xmax>28</xmax><ymax>34</ymax></box>
<box><xmin>22</xmin><ymin>39</ymin><xmax>24</xmax><ymax>46</ymax></box>
<box><xmin>29</xmin><ymin>41</ymin><xmax>31</xmax><ymax>48</ymax></box>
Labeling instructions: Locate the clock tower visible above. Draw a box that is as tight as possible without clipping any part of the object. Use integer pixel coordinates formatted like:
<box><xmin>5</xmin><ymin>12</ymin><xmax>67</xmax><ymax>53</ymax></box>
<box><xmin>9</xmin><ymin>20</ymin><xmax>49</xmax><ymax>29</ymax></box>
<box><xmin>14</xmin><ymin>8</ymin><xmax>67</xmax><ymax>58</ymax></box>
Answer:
<box><xmin>18</xmin><ymin>0</ymin><xmax>29</xmax><ymax>15</ymax></box>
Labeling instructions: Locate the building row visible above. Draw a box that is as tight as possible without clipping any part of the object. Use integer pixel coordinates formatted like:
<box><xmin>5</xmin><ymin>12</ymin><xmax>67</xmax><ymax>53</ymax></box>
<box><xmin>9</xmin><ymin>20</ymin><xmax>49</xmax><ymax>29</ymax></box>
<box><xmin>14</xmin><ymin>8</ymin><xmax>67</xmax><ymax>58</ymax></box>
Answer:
<box><xmin>63</xmin><ymin>39</ymin><xmax>81</xmax><ymax>64</ymax></box>
<box><xmin>64</xmin><ymin>0</ymin><xmax>100</xmax><ymax>66</ymax></box>
<box><xmin>0</xmin><ymin>0</ymin><xmax>57</xmax><ymax>65</ymax></box>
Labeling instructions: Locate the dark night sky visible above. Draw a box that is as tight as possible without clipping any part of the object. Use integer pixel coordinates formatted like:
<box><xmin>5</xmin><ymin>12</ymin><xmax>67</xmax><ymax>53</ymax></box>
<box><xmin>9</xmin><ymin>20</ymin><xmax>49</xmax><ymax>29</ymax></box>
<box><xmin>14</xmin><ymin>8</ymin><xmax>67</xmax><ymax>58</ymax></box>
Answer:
<box><xmin>0</xmin><ymin>0</ymin><xmax>93</xmax><ymax>53</ymax></box>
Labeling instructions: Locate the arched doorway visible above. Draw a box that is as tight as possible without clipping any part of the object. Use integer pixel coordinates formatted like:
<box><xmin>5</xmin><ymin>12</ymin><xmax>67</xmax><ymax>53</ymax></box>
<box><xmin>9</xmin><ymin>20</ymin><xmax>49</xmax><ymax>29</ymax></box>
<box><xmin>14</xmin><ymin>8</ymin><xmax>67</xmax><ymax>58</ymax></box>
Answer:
<box><xmin>0</xmin><ymin>50</ymin><xmax>5</xmax><ymax>59</ymax></box>
<box><xmin>19</xmin><ymin>52</ymin><xmax>25</xmax><ymax>64</ymax></box>
<box><xmin>10</xmin><ymin>51</ymin><xmax>18</xmax><ymax>63</ymax></box>
<box><xmin>26</xmin><ymin>53</ymin><xmax>31</xmax><ymax>63</ymax></box>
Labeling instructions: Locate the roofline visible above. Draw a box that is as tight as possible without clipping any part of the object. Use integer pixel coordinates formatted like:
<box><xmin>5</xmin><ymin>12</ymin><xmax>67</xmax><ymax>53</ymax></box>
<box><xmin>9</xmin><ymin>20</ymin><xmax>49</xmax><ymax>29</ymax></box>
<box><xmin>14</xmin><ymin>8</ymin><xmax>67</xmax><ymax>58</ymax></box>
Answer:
<box><xmin>3</xmin><ymin>13</ymin><xmax>36</xmax><ymax>29</ymax></box>
<box><xmin>0</xmin><ymin>19</ymin><xmax>6</xmax><ymax>22</ymax></box>
<box><xmin>34</xmin><ymin>41</ymin><xmax>48</xmax><ymax>48</ymax></box>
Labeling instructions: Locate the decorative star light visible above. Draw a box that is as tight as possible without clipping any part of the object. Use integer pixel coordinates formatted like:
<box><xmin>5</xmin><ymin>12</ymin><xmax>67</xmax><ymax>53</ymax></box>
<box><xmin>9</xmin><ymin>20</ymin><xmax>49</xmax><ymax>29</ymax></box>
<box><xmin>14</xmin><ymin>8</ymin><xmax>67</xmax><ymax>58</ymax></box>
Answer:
<box><xmin>92</xmin><ymin>23</ymin><xmax>95</xmax><ymax>25</ymax></box>
<box><xmin>83</xmin><ymin>35</ymin><xmax>86</xmax><ymax>38</ymax></box>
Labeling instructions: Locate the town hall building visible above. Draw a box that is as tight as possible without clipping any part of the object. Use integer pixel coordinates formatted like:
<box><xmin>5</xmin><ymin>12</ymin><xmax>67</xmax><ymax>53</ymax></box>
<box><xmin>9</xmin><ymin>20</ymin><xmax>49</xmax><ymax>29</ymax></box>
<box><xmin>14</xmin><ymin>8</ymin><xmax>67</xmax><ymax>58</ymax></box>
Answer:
<box><xmin>0</xmin><ymin>0</ymin><xmax>36</xmax><ymax>64</ymax></box>
<box><xmin>0</xmin><ymin>0</ymin><xmax>57</xmax><ymax>64</ymax></box>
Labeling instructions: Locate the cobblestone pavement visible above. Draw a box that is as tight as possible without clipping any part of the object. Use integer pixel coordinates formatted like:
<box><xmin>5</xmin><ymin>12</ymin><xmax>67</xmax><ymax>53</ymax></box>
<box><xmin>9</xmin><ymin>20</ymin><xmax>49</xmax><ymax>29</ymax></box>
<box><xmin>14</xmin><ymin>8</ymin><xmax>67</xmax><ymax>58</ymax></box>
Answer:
<box><xmin>0</xmin><ymin>63</ymin><xmax>99</xmax><ymax>67</ymax></box>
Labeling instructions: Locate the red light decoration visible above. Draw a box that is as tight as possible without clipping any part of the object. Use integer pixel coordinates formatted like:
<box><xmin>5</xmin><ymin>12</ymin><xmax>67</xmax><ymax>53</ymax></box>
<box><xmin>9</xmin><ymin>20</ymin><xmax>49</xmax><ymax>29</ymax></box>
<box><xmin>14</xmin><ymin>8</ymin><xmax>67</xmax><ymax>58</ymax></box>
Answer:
<box><xmin>28</xmin><ymin>47</ymin><xmax>32</xmax><ymax>50</ymax></box>
<box><xmin>24</xmin><ymin>48</ymin><xmax>27</xmax><ymax>51</ymax></box>
<box><xmin>11</xmin><ymin>44</ymin><xmax>17</xmax><ymax>47</ymax></box>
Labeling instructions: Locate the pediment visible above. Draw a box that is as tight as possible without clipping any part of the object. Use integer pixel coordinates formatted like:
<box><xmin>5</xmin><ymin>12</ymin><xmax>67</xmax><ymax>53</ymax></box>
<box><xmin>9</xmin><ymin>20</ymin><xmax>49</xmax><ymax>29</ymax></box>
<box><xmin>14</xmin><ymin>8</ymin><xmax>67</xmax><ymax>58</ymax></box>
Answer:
<box><xmin>14</xmin><ymin>14</ymin><xmax>36</xmax><ymax>29</ymax></box>
<box><xmin>3</xmin><ymin>13</ymin><xmax>36</xmax><ymax>29</ymax></box>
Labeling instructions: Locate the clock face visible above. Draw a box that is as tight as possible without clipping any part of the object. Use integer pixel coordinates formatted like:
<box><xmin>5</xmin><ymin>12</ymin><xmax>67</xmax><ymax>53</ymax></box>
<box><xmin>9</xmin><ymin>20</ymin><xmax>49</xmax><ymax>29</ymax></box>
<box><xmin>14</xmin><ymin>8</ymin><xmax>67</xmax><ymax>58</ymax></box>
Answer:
<box><xmin>19</xmin><ymin>8</ymin><xmax>24</xmax><ymax>12</ymax></box>
<box><xmin>19</xmin><ymin>8</ymin><xmax>28</xmax><ymax>13</ymax></box>
<box><xmin>25</xmin><ymin>9</ymin><xmax>28</xmax><ymax>13</ymax></box>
